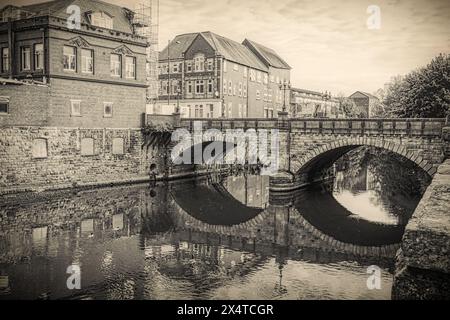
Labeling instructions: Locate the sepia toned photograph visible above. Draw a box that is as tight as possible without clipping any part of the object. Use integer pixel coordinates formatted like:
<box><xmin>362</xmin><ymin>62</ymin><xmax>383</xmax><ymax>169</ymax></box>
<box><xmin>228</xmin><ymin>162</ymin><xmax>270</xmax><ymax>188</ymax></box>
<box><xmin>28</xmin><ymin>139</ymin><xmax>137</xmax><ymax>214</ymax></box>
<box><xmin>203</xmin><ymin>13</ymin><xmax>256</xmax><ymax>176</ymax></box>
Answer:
<box><xmin>0</xmin><ymin>0</ymin><xmax>449</xmax><ymax>306</ymax></box>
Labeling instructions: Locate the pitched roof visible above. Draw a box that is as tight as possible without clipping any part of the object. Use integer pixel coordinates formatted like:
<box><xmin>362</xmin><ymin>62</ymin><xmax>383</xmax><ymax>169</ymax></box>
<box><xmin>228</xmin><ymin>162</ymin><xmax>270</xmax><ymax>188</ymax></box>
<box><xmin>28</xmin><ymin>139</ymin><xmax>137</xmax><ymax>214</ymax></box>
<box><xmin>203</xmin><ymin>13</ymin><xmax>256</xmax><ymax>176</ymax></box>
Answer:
<box><xmin>159</xmin><ymin>31</ymin><xmax>269</xmax><ymax>72</ymax></box>
<box><xmin>291</xmin><ymin>87</ymin><xmax>323</xmax><ymax>96</ymax></box>
<box><xmin>349</xmin><ymin>91</ymin><xmax>379</xmax><ymax>100</ymax></box>
<box><xmin>11</xmin><ymin>0</ymin><xmax>134</xmax><ymax>34</ymax></box>
<box><xmin>159</xmin><ymin>33</ymin><xmax>198</xmax><ymax>61</ymax></box>
<box><xmin>243</xmin><ymin>39</ymin><xmax>291</xmax><ymax>69</ymax></box>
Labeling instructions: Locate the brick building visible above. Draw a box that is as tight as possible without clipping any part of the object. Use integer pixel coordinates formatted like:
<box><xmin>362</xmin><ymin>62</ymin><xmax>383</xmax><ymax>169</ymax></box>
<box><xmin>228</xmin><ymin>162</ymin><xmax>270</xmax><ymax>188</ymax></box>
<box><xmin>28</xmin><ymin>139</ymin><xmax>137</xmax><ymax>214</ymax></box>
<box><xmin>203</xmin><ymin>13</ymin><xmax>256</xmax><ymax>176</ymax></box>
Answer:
<box><xmin>348</xmin><ymin>91</ymin><xmax>380</xmax><ymax>118</ymax></box>
<box><xmin>290</xmin><ymin>88</ymin><xmax>340</xmax><ymax>118</ymax></box>
<box><xmin>0</xmin><ymin>1</ymin><xmax>166</xmax><ymax>193</ymax></box>
<box><xmin>155</xmin><ymin>32</ymin><xmax>291</xmax><ymax>118</ymax></box>
<box><xmin>0</xmin><ymin>0</ymin><xmax>149</xmax><ymax>128</ymax></box>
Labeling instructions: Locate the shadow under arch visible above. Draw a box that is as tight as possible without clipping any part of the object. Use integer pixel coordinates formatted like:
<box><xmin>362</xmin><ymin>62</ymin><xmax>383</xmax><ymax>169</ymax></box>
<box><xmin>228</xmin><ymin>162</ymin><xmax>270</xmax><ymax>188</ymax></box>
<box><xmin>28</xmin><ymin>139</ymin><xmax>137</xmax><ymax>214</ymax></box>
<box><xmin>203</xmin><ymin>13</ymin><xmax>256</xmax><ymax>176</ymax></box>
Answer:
<box><xmin>290</xmin><ymin>138</ymin><xmax>437</xmax><ymax>179</ymax></box>
<box><xmin>292</xmin><ymin>185</ymin><xmax>408</xmax><ymax>246</ymax></box>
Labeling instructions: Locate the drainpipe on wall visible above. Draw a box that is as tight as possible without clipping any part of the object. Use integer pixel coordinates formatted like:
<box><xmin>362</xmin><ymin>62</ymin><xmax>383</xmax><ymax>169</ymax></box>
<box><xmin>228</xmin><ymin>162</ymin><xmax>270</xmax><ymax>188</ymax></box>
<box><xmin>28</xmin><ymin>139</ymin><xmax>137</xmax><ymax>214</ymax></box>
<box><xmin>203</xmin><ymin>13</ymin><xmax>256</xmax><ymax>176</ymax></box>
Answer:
<box><xmin>7</xmin><ymin>18</ymin><xmax>13</xmax><ymax>79</ymax></box>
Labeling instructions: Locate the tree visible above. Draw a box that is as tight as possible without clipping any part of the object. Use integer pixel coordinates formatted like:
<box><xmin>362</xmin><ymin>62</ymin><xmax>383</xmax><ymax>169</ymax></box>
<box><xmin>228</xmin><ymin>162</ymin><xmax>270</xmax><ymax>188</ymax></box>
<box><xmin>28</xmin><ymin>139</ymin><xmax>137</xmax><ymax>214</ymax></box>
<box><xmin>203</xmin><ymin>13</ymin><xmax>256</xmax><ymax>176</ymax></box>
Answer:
<box><xmin>336</xmin><ymin>93</ymin><xmax>358</xmax><ymax>117</ymax></box>
<box><xmin>382</xmin><ymin>54</ymin><xmax>450</xmax><ymax>118</ymax></box>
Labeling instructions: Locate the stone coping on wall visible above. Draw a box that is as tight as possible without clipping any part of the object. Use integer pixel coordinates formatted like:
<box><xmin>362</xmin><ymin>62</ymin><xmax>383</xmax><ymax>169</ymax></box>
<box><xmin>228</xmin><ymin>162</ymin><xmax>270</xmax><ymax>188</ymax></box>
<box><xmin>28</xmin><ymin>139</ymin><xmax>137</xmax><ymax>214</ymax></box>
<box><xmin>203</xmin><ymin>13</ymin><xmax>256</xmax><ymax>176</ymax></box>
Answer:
<box><xmin>400</xmin><ymin>158</ymin><xmax>450</xmax><ymax>274</ymax></box>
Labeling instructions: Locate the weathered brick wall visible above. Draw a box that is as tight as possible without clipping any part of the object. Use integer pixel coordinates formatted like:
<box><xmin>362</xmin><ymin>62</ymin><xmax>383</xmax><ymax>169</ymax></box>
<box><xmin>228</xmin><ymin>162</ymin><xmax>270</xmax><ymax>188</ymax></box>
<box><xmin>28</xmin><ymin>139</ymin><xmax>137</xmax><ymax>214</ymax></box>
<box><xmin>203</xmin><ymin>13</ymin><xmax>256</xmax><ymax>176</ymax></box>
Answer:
<box><xmin>0</xmin><ymin>84</ymin><xmax>50</xmax><ymax>126</ymax></box>
<box><xmin>0</xmin><ymin>126</ymin><xmax>166</xmax><ymax>193</ymax></box>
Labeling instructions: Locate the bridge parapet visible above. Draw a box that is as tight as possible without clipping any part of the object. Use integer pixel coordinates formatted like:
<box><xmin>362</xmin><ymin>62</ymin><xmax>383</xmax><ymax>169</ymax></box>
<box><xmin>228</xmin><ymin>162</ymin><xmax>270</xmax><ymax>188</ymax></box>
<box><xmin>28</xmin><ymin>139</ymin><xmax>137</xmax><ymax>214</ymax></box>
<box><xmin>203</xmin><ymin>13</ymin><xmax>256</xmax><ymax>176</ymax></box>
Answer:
<box><xmin>178</xmin><ymin>118</ymin><xmax>446</xmax><ymax>137</ymax></box>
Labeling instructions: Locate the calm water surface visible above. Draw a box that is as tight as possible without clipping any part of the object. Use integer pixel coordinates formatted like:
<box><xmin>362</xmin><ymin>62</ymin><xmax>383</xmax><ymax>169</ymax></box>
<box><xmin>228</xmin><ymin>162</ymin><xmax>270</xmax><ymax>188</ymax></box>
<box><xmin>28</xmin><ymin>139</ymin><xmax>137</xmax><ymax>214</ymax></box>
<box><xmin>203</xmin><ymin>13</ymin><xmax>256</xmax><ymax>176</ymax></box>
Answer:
<box><xmin>0</xmin><ymin>149</ymin><xmax>429</xmax><ymax>300</ymax></box>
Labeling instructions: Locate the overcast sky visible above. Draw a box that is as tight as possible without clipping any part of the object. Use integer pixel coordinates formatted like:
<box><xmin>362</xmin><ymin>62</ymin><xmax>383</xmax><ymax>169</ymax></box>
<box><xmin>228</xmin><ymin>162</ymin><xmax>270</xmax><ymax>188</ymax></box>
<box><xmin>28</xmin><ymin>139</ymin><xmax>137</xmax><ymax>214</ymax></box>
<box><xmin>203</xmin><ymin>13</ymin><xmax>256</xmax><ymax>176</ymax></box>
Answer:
<box><xmin>7</xmin><ymin>0</ymin><xmax>450</xmax><ymax>95</ymax></box>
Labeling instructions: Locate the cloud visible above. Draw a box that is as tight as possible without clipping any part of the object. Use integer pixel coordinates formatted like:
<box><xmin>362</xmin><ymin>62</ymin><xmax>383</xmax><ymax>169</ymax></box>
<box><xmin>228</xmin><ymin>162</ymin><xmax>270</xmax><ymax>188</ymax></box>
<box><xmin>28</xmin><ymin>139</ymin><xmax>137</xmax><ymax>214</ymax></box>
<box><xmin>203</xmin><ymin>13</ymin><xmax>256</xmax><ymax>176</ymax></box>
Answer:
<box><xmin>5</xmin><ymin>0</ymin><xmax>450</xmax><ymax>95</ymax></box>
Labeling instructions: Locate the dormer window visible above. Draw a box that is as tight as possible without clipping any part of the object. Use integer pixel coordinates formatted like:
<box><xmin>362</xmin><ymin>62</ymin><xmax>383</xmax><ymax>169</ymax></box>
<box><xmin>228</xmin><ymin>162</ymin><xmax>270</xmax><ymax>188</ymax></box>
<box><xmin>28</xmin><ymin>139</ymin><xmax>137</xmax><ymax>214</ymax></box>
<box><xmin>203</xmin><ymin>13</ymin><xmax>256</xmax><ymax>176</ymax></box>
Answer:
<box><xmin>89</xmin><ymin>11</ymin><xmax>113</xmax><ymax>29</ymax></box>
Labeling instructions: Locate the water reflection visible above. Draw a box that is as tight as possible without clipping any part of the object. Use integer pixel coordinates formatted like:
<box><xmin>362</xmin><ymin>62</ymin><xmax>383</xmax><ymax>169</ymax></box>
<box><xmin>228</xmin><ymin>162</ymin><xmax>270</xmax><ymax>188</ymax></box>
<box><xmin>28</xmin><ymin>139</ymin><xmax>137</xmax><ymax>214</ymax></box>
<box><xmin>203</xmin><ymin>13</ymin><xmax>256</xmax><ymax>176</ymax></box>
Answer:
<box><xmin>0</xmin><ymin>153</ymin><xmax>428</xmax><ymax>300</ymax></box>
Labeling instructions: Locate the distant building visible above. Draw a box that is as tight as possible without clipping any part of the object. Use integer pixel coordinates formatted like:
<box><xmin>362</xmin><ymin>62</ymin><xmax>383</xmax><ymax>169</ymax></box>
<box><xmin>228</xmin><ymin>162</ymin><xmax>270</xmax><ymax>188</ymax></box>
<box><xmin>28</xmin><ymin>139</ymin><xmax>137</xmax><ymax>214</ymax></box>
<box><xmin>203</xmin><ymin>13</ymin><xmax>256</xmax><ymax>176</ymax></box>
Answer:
<box><xmin>155</xmin><ymin>32</ymin><xmax>291</xmax><ymax>118</ymax></box>
<box><xmin>290</xmin><ymin>88</ymin><xmax>340</xmax><ymax>118</ymax></box>
<box><xmin>348</xmin><ymin>91</ymin><xmax>380</xmax><ymax>118</ymax></box>
<box><xmin>0</xmin><ymin>0</ymin><xmax>149</xmax><ymax>128</ymax></box>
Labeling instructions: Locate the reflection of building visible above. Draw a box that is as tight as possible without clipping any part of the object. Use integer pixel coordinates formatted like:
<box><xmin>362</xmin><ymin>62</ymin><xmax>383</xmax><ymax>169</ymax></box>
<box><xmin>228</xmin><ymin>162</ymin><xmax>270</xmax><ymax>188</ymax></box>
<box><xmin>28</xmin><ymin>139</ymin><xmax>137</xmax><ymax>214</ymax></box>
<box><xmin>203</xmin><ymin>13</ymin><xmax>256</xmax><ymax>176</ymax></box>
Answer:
<box><xmin>290</xmin><ymin>88</ymin><xmax>340</xmax><ymax>118</ymax></box>
<box><xmin>155</xmin><ymin>32</ymin><xmax>291</xmax><ymax>118</ymax></box>
<box><xmin>348</xmin><ymin>91</ymin><xmax>380</xmax><ymax>118</ymax></box>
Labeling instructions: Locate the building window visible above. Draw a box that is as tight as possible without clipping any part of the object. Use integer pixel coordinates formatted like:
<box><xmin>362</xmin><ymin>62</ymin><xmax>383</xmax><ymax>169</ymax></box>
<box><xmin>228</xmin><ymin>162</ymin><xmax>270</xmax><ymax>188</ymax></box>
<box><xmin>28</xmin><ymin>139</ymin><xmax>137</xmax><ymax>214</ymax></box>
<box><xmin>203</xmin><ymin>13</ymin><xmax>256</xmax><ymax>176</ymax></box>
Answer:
<box><xmin>238</xmin><ymin>103</ymin><xmax>242</xmax><ymax>117</ymax></box>
<box><xmin>125</xmin><ymin>56</ymin><xmax>136</xmax><ymax>79</ymax></box>
<box><xmin>111</xmin><ymin>54</ymin><xmax>121</xmax><ymax>77</ymax></box>
<box><xmin>194</xmin><ymin>53</ymin><xmax>205</xmax><ymax>72</ymax></box>
<box><xmin>228</xmin><ymin>102</ymin><xmax>232</xmax><ymax>118</ymax></box>
<box><xmin>112</xmin><ymin>138</ymin><xmax>124</xmax><ymax>155</ymax></box>
<box><xmin>81</xmin><ymin>138</ymin><xmax>95</xmax><ymax>156</ymax></box>
<box><xmin>243</xmin><ymin>67</ymin><xmax>247</xmax><ymax>78</ymax></box>
<box><xmin>195</xmin><ymin>80</ymin><xmax>204</xmax><ymax>94</ymax></box>
<box><xmin>0</xmin><ymin>96</ymin><xmax>9</xmax><ymax>114</ymax></box>
<box><xmin>256</xmin><ymin>90</ymin><xmax>261</xmax><ymax>100</ymax></box>
<box><xmin>63</xmin><ymin>46</ymin><xmax>76</xmax><ymax>71</ymax></box>
<box><xmin>249</xmin><ymin>69</ymin><xmax>256</xmax><ymax>81</ymax></box>
<box><xmin>270</xmin><ymin>75</ymin><xmax>274</xmax><ymax>83</ymax></box>
<box><xmin>186</xmin><ymin>61</ymin><xmax>192</xmax><ymax>72</ymax></box>
<box><xmin>34</xmin><ymin>43</ymin><xmax>44</xmax><ymax>70</ymax></box>
<box><xmin>187</xmin><ymin>81</ymin><xmax>193</xmax><ymax>94</ymax></box>
<box><xmin>81</xmin><ymin>49</ymin><xmax>93</xmax><ymax>73</ymax></box>
<box><xmin>21</xmin><ymin>47</ymin><xmax>31</xmax><ymax>71</ymax></box>
<box><xmin>71</xmin><ymin>100</ymin><xmax>81</xmax><ymax>116</ymax></box>
<box><xmin>208</xmin><ymin>79</ymin><xmax>213</xmax><ymax>93</ymax></box>
<box><xmin>104</xmin><ymin>102</ymin><xmax>113</xmax><ymax>117</ymax></box>
<box><xmin>172</xmin><ymin>63</ymin><xmax>178</xmax><ymax>73</ymax></box>
<box><xmin>243</xmin><ymin>83</ymin><xmax>247</xmax><ymax>97</ymax></box>
<box><xmin>223</xmin><ymin>60</ymin><xmax>227</xmax><ymax>72</ymax></box>
<box><xmin>90</xmin><ymin>11</ymin><xmax>113</xmax><ymax>29</ymax></box>
<box><xmin>207</xmin><ymin>60</ymin><xmax>213</xmax><ymax>71</ymax></box>
<box><xmin>228</xmin><ymin>80</ymin><xmax>232</xmax><ymax>95</ymax></box>
<box><xmin>209</xmin><ymin>104</ymin><xmax>214</xmax><ymax>118</ymax></box>
<box><xmin>32</xmin><ymin>138</ymin><xmax>48</xmax><ymax>159</ymax></box>
<box><xmin>223</xmin><ymin>78</ymin><xmax>227</xmax><ymax>95</ymax></box>
<box><xmin>238</xmin><ymin>82</ymin><xmax>242</xmax><ymax>97</ymax></box>
<box><xmin>257</xmin><ymin>71</ymin><xmax>262</xmax><ymax>83</ymax></box>
<box><xmin>263</xmin><ymin>73</ymin><xmax>268</xmax><ymax>84</ymax></box>
<box><xmin>1</xmin><ymin>47</ymin><xmax>9</xmax><ymax>72</ymax></box>
<box><xmin>233</xmin><ymin>63</ymin><xmax>238</xmax><ymax>71</ymax></box>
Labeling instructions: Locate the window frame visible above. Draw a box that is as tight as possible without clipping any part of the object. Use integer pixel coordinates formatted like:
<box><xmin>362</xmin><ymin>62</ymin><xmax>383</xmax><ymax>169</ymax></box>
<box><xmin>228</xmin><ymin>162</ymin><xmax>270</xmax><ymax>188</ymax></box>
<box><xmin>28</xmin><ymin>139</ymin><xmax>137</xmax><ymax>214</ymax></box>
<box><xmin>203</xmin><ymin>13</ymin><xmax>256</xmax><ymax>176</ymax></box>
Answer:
<box><xmin>103</xmin><ymin>102</ymin><xmax>113</xmax><ymax>118</ymax></box>
<box><xmin>0</xmin><ymin>96</ymin><xmax>9</xmax><ymax>115</ymax></box>
<box><xmin>34</xmin><ymin>43</ymin><xmax>44</xmax><ymax>70</ymax></box>
<box><xmin>63</xmin><ymin>45</ymin><xmax>77</xmax><ymax>72</ymax></box>
<box><xmin>20</xmin><ymin>46</ymin><xmax>31</xmax><ymax>71</ymax></box>
<box><xmin>110</xmin><ymin>53</ymin><xmax>122</xmax><ymax>77</ymax></box>
<box><xmin>125</xmin><ymin>56</ymin><xmax>136</xmax><ymax>79</ymax></box>
<box><xmin>1</xmin><ymin>47</ymin><xmax>9</xmax><ymax>73</ymax></box>
<box><xmin>70</xmin><ymin>99</ymin><xmax>82</xmax><ymax>117</ymax></box>
<box><xmin>81</xmin><ymin>48</ymin><xmax>94</xmax><ymax>74</ymax></box>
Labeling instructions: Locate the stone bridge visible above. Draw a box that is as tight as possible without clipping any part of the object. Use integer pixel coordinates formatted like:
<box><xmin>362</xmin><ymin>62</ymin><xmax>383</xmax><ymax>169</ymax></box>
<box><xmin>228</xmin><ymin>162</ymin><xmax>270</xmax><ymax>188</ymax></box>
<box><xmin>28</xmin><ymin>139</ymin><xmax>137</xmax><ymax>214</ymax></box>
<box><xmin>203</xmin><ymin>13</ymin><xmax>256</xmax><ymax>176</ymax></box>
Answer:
<box><xmin>173</xmin><ymin>116</ymin><xmax>449</xmax><ymax>189</ymax></box>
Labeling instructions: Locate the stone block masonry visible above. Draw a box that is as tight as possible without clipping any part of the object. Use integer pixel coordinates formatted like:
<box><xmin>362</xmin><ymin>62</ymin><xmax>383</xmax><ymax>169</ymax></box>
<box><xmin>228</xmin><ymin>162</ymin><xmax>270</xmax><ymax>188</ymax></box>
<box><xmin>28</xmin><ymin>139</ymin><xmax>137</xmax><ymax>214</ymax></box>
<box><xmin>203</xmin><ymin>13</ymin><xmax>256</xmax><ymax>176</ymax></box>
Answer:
<box><xmin>392</xmin><ymin>159</ymin><xmax>450</xmax><ymax>299</ymax></box>
<box><xmin>0</xmin><ymin>126</ymin><xmax>167</xmax><ymax>194</ymax></box>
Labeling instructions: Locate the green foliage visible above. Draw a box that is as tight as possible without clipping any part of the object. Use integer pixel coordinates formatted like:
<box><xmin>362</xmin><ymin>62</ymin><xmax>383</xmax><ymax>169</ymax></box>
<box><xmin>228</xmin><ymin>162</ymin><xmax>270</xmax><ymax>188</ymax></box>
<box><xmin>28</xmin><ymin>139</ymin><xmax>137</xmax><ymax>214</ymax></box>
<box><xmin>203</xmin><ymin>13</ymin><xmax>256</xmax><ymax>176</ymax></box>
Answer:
<box><xmin>382</xmin><ymin>54</ymin><xmax>450</xmax><ymax>118</ymax></box>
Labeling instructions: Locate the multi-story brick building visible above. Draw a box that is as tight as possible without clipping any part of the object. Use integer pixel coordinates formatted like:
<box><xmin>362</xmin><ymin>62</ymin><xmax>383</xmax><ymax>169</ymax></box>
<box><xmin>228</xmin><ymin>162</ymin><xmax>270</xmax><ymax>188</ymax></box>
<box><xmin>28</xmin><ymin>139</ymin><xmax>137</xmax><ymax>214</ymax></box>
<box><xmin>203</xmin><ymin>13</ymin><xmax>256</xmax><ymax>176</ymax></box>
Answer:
<box><xmin>0</xmin><ymin>0</ymin><xmax>149</xmax><ymax>128</ymax></box>
<box><xmin>0</xmin><ymin>1</ymin><xmax>166</xmax><ymax>193</ymax></box>
<box><xmin>155</xmin><ymin>32</ymin><xmax>291</xmax><ymax>118</ymax></box>
<box><xmin>290</xmin><ymin>87</ymin><xmax>341</xmax><ymax>118</ymax></box>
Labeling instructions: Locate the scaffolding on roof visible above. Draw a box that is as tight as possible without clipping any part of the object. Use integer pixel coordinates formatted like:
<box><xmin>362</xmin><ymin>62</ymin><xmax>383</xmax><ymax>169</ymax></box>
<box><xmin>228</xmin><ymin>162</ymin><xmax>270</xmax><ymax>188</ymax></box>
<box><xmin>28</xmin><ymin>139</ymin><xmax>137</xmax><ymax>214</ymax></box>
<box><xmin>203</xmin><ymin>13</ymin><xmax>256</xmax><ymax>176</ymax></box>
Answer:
<box><xmin>132</xmin><ymin>0</ymin><xmax>159</xmax><ymax>103</ymax></box>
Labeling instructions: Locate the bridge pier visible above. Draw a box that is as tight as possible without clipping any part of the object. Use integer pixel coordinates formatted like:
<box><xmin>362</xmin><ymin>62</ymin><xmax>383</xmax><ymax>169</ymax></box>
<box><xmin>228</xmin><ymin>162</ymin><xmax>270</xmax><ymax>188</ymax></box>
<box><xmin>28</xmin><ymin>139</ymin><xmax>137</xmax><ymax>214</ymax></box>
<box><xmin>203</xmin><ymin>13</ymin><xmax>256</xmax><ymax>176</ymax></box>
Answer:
<box><xmin>392</xmin><ymin>159</ymin><xmax>450</xmax><ymax>299</ymax></box>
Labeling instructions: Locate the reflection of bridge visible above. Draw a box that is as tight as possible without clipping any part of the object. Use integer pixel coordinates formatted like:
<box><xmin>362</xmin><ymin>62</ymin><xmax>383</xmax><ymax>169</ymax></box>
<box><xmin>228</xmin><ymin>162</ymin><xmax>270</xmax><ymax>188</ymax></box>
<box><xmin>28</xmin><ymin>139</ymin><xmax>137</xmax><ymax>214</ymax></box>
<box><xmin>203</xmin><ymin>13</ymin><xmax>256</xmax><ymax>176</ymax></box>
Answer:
<box><xmin>176</xmin><ymin>117</ymin><xmax>448</xmax><ymax>184</ymax></box>
<box><xmin>167</xmin><ymin>180</ymin><xmax>401</xmax><ymax>260</ymax></box>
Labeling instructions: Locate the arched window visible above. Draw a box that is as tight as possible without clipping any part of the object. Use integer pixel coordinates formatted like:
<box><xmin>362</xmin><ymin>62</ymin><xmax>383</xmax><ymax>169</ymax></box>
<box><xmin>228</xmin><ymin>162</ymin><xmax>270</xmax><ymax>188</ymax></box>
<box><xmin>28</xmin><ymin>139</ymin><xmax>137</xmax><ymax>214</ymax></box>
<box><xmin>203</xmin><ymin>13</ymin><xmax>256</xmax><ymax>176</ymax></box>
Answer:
<box><xmin>194</xmin><ymin>53</ymin><xmax>205</xmax><ymax>72</ymax></box>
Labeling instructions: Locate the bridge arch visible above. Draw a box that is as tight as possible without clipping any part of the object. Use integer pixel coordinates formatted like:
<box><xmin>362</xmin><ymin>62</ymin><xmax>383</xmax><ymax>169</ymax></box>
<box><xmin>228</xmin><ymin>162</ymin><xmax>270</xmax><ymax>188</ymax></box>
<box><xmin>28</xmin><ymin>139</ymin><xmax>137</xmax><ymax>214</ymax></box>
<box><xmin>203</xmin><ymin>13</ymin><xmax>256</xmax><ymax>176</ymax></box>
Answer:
<box><xmin>290</xmin><ymin>137</ymin><xmax>437</xmax><ymax>178</ymax></box>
